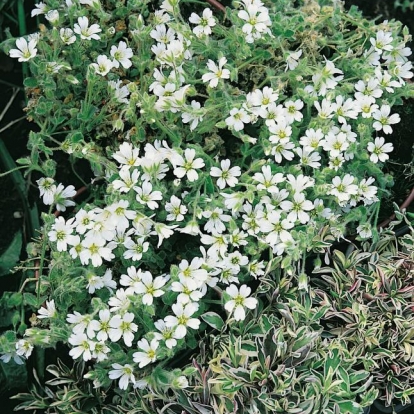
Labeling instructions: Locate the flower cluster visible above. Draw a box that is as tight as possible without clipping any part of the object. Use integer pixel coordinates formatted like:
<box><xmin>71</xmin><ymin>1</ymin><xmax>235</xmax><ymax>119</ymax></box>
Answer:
<box><xmin>2</xmin><ymin>0</ymin><xmax>413</xmax><ymax>400</ymax></box>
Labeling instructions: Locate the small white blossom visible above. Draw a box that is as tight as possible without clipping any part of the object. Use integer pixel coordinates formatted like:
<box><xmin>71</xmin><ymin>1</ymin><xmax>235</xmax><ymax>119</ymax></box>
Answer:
<box><xmin>210</xmin><ymin>159</ymin><xmax>241</xmax><ymax>189</ymax></box>
<box><xmin>225</xmin><ymin>108</ymin><xmax>251</xmax><ymax>131</ymax></box>
<box><xmin>109</xmin><ymin>312</ymin><xmax>138</xmax><ymax>347</ymax></box>
<box><xmin>367</xmin><ymin>137</ymin><xmax>394</xmax><ymax>163</ymax></box>
<box><xmin>73</xmin><ymin>16</ymin><xmax>101</xmax><ymax>40</ymax></box>
<box><xmin>110</xmin><ymin>41</ymin><xmax>133</xmax><ymax>69</ymax></box>
<box><xmin>189</xmin><ymin>8</ymin><xmax>216</xmax><ymax>37</ymax></box>
<box><xmin>224</xmin><ymin>284</ymin><xmax>258</xmax><ymax>321</ymax></box>
<box><xmin>90</xmin><ymin>54</ymin><xmax>113</xmax><ymax>76</ymax></box>
<box><xmin>372</xmin><ymin>105</ymin><xmax>401</xmax><ymax>134</ymax></box>
<box><xmin>9</xmin><ymin>37</ymin><xmax>37</xmax><ymax>62</ymax></box>
<box><xmin>68</xmin><ymin>333</ymin><xmax>95</xmax><ymax>361</ymax></box>
<box><xmin>109</xmin><ymin>363</ymin><xmax>135</xmax><ymax>390</ymax></box>
<box><xmin>37</xmin><ymin>299</ymin><xmax>56</xmax><ymax>319</ymax></box>
<box><xmin>173</xmin><ymin>149</ymin><xmax>205</xmax><ymax>182</ymax></box>
<box><xmin>202</xmin><ymin>57</ymin><xmax>230</xmax><ymax>88</ymax></box>
<box><xmin>285</xmin><ymin>49</ymin><xmax>302</xmax><ymax>71</ymax></box>
<box><xmin>133</xmin><ymin>338</ymin><xmax>159</xmax><ymax>367</ymax></box>
<box><xmin>165</xmin><ymin>195</ymin><xmax>187</xmax><ymax>221</ymax></box>
<box><xmin>60</xmin><ymin>28</ymin><xmax>76</xmax><ymax>44</ymax></box>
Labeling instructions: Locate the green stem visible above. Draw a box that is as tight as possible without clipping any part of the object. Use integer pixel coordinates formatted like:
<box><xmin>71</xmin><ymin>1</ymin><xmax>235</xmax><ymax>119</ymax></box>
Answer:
<box><xmin>17</xmin><ymin>0</ymin><xmax>29</xmax><ymax>81</ymax></box>
<box><xmin>36</xmin><ymin>206</ymin><xmax>53</xmax><ymax>302</ymax></box>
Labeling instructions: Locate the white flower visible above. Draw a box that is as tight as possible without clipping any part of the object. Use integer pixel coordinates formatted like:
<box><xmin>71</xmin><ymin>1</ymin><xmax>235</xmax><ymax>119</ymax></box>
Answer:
<box><xmin>225</xmin><ymin>108</ymin><xmax>251</xmax><ymax>131</ymax></box>
<box><xmin>31</xmin><ymin>2</ymin><xmax>47</xmax><ymax>17</ymax></box>
<box><xmin>154</xmin><ymin>319</ymin><xmax>179</xmax><ymax>349</ymax></box>
<box><xmin>321</xmin><ymin>131</ymin><xmax>349</xmax><ymax>157</ymax></box>
<box><xmin>253</xmin><ymin>165</ymin><xmax>284</xmax><ymax>193</ymax></box>
<box><xmin>285</xmin><ymin>49</ymin><xmax>302</xmax><ymax>71</ymax></box>
<box><xmin>90</xmin><ymin>55</ymin><xmax>113</xmax><ymax>76</ymax></box>
<box><xmin>359</xmin><ymin>177</ymin><xmax>378</xmax><ymax>205</ymax></box>
<box><xmin>354</xmin><ymin>95</ymin><xmax>379</xmax><ymax>118</ymax></box>
<box><xmin>80</xmin><ymin>237</ymin><xmax>115</xmax><ymax>267</ymax></box>
<box><xmin>367</xmin><ymin>137</ymin><xmax>394</xmax><ymax>163</ymax></box>
<box><xmin>150</xmin><ymin>24</ymin><xmax>176</xmax><ymax>43</ymax></box>
<box><xmin>48</xmin><ymin>216</ymin><xmax>75</xmax><ymax>252</ymax></box>
<box><xmin>331</xmin><ymin>95</ymin><xmax>358</xmax><ymax>123</ymax></box>
<box><xmin>179</xmin><ymin>220</ymin><xmax>201</xmax><ymax>236</ymax></box>
<box><xmin>354</xmin><ymin>78</ymin><xmax>383</xmax><ymax>100</ymax></box>
<box><xmin>259</xmin><ymin>209</ymin><xmax>294</xmax><ymax>247</ymax></box>
<box><xmin>202</xmin><ymin>57</ymin><xmax>230</xmax><ymax>88</ymax></box>
<box><xmin>135</xmin><ymin>181</ymin><xmax>163</xmax><ymax>210</ymax></box>
<box><xmin>249</xmin><ymin>86</ymin><xmax>279</xmax><ymax>109</ymax></box>
<box><xmin>372</xmin><ymin>105</ymin><xmax>401</xmax><ymax>134</ymax></box>
<box><xmin>173</xmin><ymin>148</ymin><xmax>205</xmax><ymax>182</ymax></box>
<box><xmin>210</xmin><ymin>159</ymin><xmax>241</xmax><ymax>189</ymax></box>
<box><xmin>284</xmin><ymin>99</ymin><xmax>304</xmax><ymax>123</ymax></box>
<box><xmin>178</xmin><ymin>257</ymin><xmax>208</xmax><ymax>286</ymax></box>
<box><xmin>171</xmin><ymin>278</ymin><xmax>203</xmax><ymax>304</ymax></box>
<box><xmin>109</xmin><ymin>363</ymin><xmax>135</xmax><ymax>390</ymax></box>
<box><xmin>54</xmin><ymin>183</ymin><xmax>76</xmax><ymax>212</ymax></box>
<box><xmin>392</xmin><ymin>61</ymin><xmax>413</xmax><ymax>81</ymax></box>
<box><xmin>37</xmin><ymin>299</ymin><xmax>56</xmax><ymax>319</ymax></box>
<box><xmin>66</xmin><ymin>311</ymin><xmax>96</xmax><ymax>337</ymax></box>
<box><xmin>92</xmin><ymin>341</ymin><xmax>110</xmax><ymax>362</ymax></box>
<box><xmin>15</xmin><ymin>339</ymin><xmax>34</xmax><ymax>359</ymax></box>
<box><xmin>286</xmin><ymin>174</ymin><xmax>314</xmax><ymax>193</ymax></box>
<box><xmin>109</xmin><ymin>80</ymin><xmax>130</xmax><ymax>104</ymax></box>
<box><xmin>328</xmin><ymin>174</ymin><xmax>359</xmax><ymax>204</ymax></box>
<box><xmin>37</xmin><ymin>177</ymin><xmax>56</xmax><ymax>205</ymax></box>
<box><xmin>74</xmin><ymin>208</ymin><xmax>96</xmax><ymax>234</ymax></box>
<box><xmin>200</xmin><ymin>232</ymin><xmax>229</xmax><ymax>257</ymax></box>
<box><xmin>45</xmin><ymin>10</ymin><xmax>59</xmax><ymax>25</ymax></box>
<box><xmin>260</xmin><ymin>102</ymin><xmax>285</xmax><ymax>126</ymax></box>
<box><xmin>181</xmin><ymin>100</ymin><xmax>203</xmax><ymax>131</ymax></box>
<box><xmin>165</xmin><ymin>195</ymin><xmax>187</xmax><ymax>221</ymax></box>
<box><xmin>314</xmin><ymin>99</ymin><xmax>335</xmax><ymax>119</ymax></box>
<box><xmin>164</xmin><ymin>302</ymin><xmax>200</xmax><ymax>339</ymax></box>
<box><xmin>123</xmin><ymin>237</ymin><xmax>149</xmax><ymax>261</ymax></box>
<box><xmin>73</xmin><ymin>16</ymin><xmax>101</xmax><ymax>40</ymax></box>
<box><xmin>370</xmin><ymin>30</ymin><xmax>393</xmax><ymax>54</ymax></box>
<box><xmin>9</xmin><ymin>37</ymin><xmax>37</xmax><ymax>62</ymax></box>
<box><xmin>152</xmin><ymin>222</ymin><xmax>177</xmax><ymax>247</ymax></box>
<box><xmin>135</xmin><ymin>272</ymin><xmax>167</xmax><ymax>305</ymax></box>
<box><xmin>224</xmin><ymin>284</ymin><xmax>258</xmax><ymax>321</ymax></box>
<box><xmin>133</xmin><ymin>339</ymin><xmax>159</xmax><ymax>368</ymax></box>
<box><xmin>110</xmin><ymin>41</ymin><xmax>133</xmax><ymax>69</ymax></box>
<box><xmin>109</xmin><ymin>312</ymin><xmax>138</xmax><ymax>347</ymax></box>
<box><xmin>59</xmin><ymin>28</ymin><xmax>77</xmax><ymax>45</ymax></box>
<box><xmin>295</xmin><ymin>147</ymin><xmax>321</xmax><ymax>169</ymax></box>
<box><xmin>68</xmin><ymin>333</ymin><xmax>95</xmax><ymax>361</ymax></box>
<box><xmin>280</xmin><ymin>192</ymin><xmax>314</xmax><ymax>224</ymax></box>
<box><xmin>270</xmin><ymin>137</ymin><xmax>295</xmax><ymax>163</ymax></box>
<box><xmin>238</xmin><ymin>4</ymin><xmax>271</xmax><ymax>43</ymax></box>
<box><xmin>0</xmin><ymin>351</ymin><xmax>24</xmax><ymax>365</ymax></box>
<box><xmin>112</xmin><ymin>166</ymin><xmax>140</xmax><ymax>193</ymax></box>
<box><xmin>203</xmin><ymin>208</ymin><xmax>231</xmax><ymax>234</ymax></box>
<box><xmin>299</xmin><ymin>128</ymin><xmax>324</xmax><ymax>152</ymax></box>
<box><xmin>357</xmin><ymin>223</ymin><xmax>372</xmax><ymax>239</ymax></box>
<box><xmin>93</xmin><ymin>309</ymin><xmax>112</xmax><ymax>342</ymax></box>
<box><xmin>269</xmin><ymin>118</ymin><xmax>292</xmax><ymax>141</ymax></box>
<box><xmin>108</xmin><ymin>288</ymin><xmax>131</xmax><ymax>313</ymax></box>
<box><xmin>189</xmin><ymin>8</ymin><xmax>216</xmax><ymax>37</ymax></box>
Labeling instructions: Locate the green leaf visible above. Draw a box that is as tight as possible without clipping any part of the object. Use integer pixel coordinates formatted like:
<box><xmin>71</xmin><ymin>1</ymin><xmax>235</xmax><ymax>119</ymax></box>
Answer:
<box><xmin>23</xmin><ymin>77</ymin><xmax>38</xmax><ymax>88</ymax></box>
<box><xmin>0</xmin><ymin>231</ymin><xmax>22</xmax><ymax>276</ymax></box>
<box><xmin>201</xmin><ymin>312</ymin><xmax>224</xmax><ymax>330</ymax></box>
<box><xmin>0</xmin><ymin>357</ymin><xmax>27</xmax><ymax>390</ymax></box>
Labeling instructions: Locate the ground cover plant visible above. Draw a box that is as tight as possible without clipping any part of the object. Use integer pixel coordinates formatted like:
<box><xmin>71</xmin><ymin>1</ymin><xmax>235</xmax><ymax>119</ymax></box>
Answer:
<box><xmin>1</xmin><ymin>0</ymin><xmax>414</xmax><ymax>412</ymax></box>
